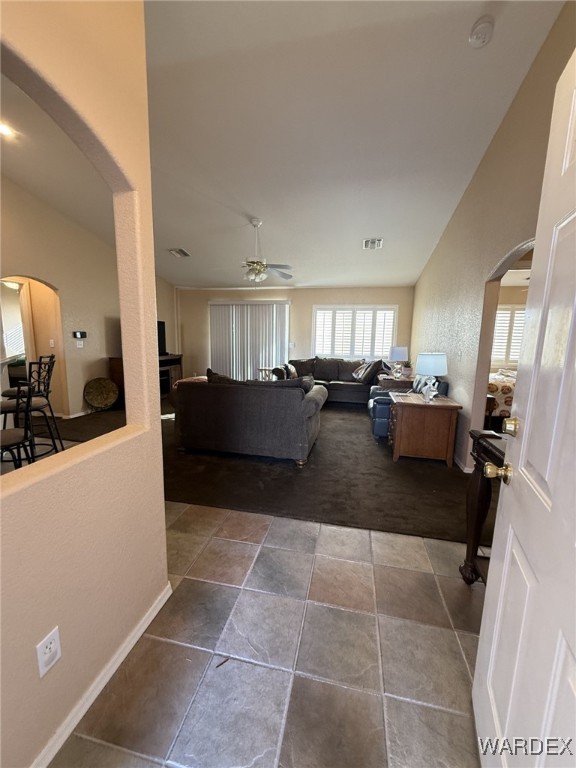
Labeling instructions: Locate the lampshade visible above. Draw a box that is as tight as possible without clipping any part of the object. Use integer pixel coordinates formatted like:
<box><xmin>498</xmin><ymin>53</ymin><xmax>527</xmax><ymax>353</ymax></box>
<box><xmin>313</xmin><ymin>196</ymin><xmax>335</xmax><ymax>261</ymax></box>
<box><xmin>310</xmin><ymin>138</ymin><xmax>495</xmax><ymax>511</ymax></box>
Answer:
<box><xmin>389</xmin><ymin>346</ymin><xmax>408</xmax><ymax>362</ymax></box>
<box><xmin>415</xmin><ymin>353</ymin><xmax>448</xmax><ymax>376</ymax></box>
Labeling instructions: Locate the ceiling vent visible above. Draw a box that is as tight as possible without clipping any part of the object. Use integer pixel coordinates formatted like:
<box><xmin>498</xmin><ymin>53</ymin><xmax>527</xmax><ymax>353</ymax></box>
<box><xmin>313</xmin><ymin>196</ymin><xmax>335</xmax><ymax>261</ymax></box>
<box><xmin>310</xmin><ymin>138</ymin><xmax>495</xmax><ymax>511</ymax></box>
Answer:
<box><xmin>168</xmin><ymin>248</ymin><xmax>192</xmax><ymax>258</ymax></box>
<box><xmin>363</xmin><ymin>238</ymin><xmax>383</xmax><ymax>250</ymax></box>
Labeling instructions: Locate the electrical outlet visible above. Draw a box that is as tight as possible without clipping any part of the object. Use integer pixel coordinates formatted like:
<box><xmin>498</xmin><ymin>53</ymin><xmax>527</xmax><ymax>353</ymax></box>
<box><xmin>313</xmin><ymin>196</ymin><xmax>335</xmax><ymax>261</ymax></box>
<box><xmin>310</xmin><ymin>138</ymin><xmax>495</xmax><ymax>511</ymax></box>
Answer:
<box><xmin>36</xmin><ymin>626</ymin><xmax>62</xmax><ymax>678</ymax></box>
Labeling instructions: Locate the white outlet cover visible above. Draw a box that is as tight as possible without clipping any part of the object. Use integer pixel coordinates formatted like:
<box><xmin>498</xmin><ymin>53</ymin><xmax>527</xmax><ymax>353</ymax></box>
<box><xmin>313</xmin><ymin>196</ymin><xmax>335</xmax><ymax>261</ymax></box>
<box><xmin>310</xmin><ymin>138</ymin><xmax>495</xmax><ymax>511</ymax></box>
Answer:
<box><xmin>36</xmin><ymin>626</ymin><xmax>62</xmax><ymax>678</ymax></box>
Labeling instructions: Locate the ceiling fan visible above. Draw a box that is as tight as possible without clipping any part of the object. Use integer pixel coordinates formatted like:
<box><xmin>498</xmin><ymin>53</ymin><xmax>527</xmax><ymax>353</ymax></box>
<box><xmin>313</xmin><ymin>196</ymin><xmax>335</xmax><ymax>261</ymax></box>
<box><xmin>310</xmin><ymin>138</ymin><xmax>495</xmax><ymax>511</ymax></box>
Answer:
<box><xmin>242</xmin><ymin>218</ymin><xmax>293</xmax><ymax>282</ymax></box>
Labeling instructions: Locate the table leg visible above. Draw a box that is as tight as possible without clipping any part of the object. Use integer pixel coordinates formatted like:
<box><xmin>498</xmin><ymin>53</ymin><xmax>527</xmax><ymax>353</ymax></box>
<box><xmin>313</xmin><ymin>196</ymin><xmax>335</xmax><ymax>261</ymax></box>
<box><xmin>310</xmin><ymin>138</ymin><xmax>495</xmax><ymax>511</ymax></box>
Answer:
<box><xmin>459</xmin><ymin>455</ymin><xmax>492</xmax><ymax>584</ymax></box>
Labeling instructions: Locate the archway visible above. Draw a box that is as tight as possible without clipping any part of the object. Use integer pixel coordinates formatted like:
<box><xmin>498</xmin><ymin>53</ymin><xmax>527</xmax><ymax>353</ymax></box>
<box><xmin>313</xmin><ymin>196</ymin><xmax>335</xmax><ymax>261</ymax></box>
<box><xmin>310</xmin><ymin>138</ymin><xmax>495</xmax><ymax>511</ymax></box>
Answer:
<box><xmin>1</xmin><ymin>275</ymin><xmax>68</xmax><ymax>417</ymax></box>
<box><xmin>470</xmin><ymin>238</ymin><xmax>535</xmax><ymax>437</ymax></box>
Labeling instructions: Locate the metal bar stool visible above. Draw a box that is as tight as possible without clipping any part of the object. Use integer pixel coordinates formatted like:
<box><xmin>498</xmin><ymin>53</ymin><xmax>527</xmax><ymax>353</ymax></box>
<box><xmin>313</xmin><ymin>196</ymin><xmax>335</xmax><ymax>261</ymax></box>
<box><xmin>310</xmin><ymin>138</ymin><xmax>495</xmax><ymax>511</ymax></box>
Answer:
<box><xmin>0</xmin><ymin>382</ymin><xmax>36</xmax><ymax>468</ymax></box>
<box><xmin>1</xmin><ymin>355</ymin><xmax>64</xmax><ymax>456</ymax></box>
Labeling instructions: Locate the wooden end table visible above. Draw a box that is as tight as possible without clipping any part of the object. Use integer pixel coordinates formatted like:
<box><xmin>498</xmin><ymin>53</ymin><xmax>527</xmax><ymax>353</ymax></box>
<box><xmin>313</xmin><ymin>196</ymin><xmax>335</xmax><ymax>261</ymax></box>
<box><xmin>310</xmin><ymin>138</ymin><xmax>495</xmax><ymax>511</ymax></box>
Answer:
<box><xmin>388</xmin><ymin>392</ymin><xmax>462</xmax><ymax>466</ymax></box>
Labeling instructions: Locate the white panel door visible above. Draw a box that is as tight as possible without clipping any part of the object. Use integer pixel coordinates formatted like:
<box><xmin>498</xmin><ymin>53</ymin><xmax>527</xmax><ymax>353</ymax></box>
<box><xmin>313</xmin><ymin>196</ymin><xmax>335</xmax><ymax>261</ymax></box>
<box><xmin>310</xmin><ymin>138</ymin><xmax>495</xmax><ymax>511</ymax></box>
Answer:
<box><xmin>473</xmin><ymin>52</ymin><xmax>576</xmax><ymax>767</ymax></box>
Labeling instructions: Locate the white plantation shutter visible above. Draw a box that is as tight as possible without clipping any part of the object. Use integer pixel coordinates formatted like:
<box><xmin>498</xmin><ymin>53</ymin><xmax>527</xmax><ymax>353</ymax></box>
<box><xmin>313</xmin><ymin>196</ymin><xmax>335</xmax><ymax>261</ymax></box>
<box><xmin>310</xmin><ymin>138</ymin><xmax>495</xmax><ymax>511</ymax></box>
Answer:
<box><xmin>313</xmin><ymin>306</ymin><xmax>397</xmax><ymax>359</ymax></box>
<box><xmin>334</xmin><ymin>311</ymin><xmax>353</xmax><ymax>356</ymax></box>
<box><xmin>315</xmin><ymin>310</ymin><xmax>333</xmax><ymax>356</ymax></box>
<box><xmin>491</xmin><ymin>305</ymin><xmax>526</xmax><ymax>366</ymax></box>
<box><xmin>509</xmin><ymin>309</ymin><xmax>525</xmax><ymax>361</ymax></box>
<box><xmin>210</xmin><ymin>302</ymin><xmax>289</xmax><ymax>380</ymax></box>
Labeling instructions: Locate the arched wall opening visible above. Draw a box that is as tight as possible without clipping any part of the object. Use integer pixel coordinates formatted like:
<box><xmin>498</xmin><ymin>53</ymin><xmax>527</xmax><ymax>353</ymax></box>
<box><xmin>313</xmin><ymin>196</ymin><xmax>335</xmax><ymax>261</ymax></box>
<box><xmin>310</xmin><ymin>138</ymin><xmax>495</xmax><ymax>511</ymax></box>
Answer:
<box><xmin>470</xmin><ymin>238</ymin><xmax>535</xmax><ymax>438</ymax></box>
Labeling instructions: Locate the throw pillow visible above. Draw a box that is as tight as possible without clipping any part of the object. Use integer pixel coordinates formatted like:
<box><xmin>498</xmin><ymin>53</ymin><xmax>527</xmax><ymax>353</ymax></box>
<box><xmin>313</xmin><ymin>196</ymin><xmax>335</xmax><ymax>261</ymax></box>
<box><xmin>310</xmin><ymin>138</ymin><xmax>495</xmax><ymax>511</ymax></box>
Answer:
<box><xmin>284</xmin><ymin>363</ymin><xmax>298</xmax><ymax>379</ymax></box>
<box><xmin>272</xmin><ymin>366</ymin><xmax>287</xmax><ymax>380</ymax></box>
<box><xmin>352</xmin><ymin>359</ymin><xmax>382</xmax><ymax>384</ymax></box>
<box><xmin>206</xmin><ymin>368</ymin><xmax>245</xmax><ymax>385</ymax></box>
<box><xmin>337</xmin><ymin>359</ymin><xmax>364</xmax><ymax>382</ymax></box>
<box><xmin>289</xmin><ymin>358</ymin><xmax>316</xmax><ymax>377</ymax></box>
<box><xmin>314</xmin><ymin>357</ymin><xmax>341</xmax><ymax>381</ymax></box>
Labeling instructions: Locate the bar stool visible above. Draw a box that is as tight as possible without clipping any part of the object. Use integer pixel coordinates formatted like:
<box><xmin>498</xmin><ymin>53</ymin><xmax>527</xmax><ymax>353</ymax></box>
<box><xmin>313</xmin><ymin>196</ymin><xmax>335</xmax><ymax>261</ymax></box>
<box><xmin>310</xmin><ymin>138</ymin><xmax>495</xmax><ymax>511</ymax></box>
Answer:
<box><xmin>0</xmin><ymin>382</ymin><xmax>36</xmax><ymax>468</ymax></box>
<box><xmin>1</xmin><ymin>355</ymin><xmax>64</xmax><ymax>455</ymax></box>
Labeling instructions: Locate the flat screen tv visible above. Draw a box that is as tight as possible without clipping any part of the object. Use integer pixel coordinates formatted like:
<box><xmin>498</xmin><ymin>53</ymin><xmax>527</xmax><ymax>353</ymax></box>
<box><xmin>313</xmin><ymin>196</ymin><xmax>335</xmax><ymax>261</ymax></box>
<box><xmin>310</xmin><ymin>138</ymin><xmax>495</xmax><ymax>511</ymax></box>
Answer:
<box><xmin>157</xmin><ymin>320</ymin><xmax>167</xmax><ymax>357</ymax></box>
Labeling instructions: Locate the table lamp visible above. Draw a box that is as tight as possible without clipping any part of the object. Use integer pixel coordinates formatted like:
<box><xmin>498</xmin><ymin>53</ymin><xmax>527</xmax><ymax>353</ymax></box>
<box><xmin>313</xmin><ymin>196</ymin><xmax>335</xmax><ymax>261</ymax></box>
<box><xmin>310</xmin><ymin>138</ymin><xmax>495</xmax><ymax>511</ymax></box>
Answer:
<box><xmin>415</xmin><ymin>353</ymin><xmax>447</xmax><ymax>402</ymax></box>
<box><xmin>389</xmin><ymin>346</ymin><xmax>409</xmax><ymax>380</ymax></box>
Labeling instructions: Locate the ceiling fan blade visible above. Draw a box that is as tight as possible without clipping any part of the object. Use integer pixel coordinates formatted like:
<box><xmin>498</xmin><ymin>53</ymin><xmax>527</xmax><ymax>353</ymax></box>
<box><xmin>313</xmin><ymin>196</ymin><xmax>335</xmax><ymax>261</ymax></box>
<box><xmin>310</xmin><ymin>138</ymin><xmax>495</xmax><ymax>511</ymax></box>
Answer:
<box><xmin>266</xmin><ymin>263</ymin><xmax>292</xmax><ymax>270</ymax></box>
<box><xmin>268</xmin><ymin>268</ymin><xmax>293</xmax><ymax>280</ymax></box>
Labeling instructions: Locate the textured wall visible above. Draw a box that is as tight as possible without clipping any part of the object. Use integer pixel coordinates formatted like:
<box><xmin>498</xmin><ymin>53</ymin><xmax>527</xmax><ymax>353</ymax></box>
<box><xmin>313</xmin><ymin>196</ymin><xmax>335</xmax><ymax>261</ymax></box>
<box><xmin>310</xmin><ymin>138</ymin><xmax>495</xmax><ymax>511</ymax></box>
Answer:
<box><xmin>410</xmin><ymin>4</ymin><xmax>575</xmax><ymax>469</ymax></box>
<box><xmin>0</xmin><ymin>3</ymin><xmax>168</xmax><ymax>766</ymax></box>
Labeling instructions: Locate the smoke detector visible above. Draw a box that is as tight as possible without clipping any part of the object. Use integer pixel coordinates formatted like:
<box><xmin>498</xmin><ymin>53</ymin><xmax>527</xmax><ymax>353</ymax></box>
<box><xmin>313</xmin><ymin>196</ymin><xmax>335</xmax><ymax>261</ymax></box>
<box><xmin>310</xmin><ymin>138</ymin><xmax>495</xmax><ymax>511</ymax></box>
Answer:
<box><xmin>363</xmin><ymin>238</ymin><xmax>384</xmax><ymax>250</ymax></box>
<box><xmin>469</xmin><ymin>15</ymin><xmax>494</xmax><ymax>49</ymax></box>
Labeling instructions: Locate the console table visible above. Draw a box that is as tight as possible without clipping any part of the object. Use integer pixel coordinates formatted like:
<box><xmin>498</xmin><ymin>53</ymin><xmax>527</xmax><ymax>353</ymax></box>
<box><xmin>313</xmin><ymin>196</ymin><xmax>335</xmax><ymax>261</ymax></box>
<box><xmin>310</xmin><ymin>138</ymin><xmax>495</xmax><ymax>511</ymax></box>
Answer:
<box><xmin>459</xmin><ymin>430</ymin><xmax>506</xmax><ymax>585</ymax></box>
<box><xmin>388</xmin><ymin>392</ymin><xmax>462</xmax><ymax>466</ymax></box>
<box><xmin>109</xmin><ymin>354</ymin><xmax>183</xmax><ymax>399</ymax></box>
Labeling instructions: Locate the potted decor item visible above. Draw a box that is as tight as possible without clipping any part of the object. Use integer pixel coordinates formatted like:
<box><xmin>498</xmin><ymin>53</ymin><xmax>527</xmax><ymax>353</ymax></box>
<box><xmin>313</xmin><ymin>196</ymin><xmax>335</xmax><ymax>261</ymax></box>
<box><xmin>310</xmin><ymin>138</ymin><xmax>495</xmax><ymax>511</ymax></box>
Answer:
<box><xmin>402</xmin><ymin>360</ymin><xmax>413</xmax><ymax>377</ymax></box>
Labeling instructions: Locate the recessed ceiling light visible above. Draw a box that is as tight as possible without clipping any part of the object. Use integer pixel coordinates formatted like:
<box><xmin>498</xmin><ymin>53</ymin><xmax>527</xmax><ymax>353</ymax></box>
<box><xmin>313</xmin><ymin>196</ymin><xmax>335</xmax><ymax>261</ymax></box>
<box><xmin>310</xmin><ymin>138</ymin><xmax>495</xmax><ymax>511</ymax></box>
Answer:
<box><xmin>363</xmin><ymin>238</ymin><xmax>383</xmax><ymax>250</ymax></box>
<box><xmin>0</xmin><ymin>122</ymin><xmax>16</xmax><ymax>138</ymax></box>
<box><xmin>168</xmin><ymin>248</ymin><xmax>192</xmax><ymax>258</ymax></box>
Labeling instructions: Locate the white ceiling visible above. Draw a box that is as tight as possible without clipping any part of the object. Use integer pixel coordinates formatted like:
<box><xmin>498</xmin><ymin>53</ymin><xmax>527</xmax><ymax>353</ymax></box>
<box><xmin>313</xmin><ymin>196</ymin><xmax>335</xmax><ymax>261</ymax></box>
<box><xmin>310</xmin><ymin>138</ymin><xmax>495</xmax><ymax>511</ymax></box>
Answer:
<box><xmin>0</xmin><ymin>1</ymin><xmax>563</xmax><ymax>290</ymax></box>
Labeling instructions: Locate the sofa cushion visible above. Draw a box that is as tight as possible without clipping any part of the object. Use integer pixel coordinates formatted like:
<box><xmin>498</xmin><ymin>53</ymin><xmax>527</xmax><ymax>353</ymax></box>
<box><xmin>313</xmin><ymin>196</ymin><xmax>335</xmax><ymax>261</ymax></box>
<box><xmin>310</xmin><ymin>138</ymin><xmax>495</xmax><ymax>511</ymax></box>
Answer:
<box><xmin>206</xmin><ymin>368</ymin><xmax>246</xmax><ymax>385</ymax></box>
<box><xmin>289</xmin><ymin>358</ymin><xmax>316</xmax><ymax>377</ymax></box>
<box><xmin>314</xmin><ymin>357</ymin><xmax>341</xmax><ymax>381</ymax></box>
<box><xmin>337</xmin><ymin>359</ymin><xmax>364</xmax><ymax>382</ymax></box>
<box><xmin>352</xmin><ymin>359</ymin><xmax>382</xmax><ymax>384</ymax></box>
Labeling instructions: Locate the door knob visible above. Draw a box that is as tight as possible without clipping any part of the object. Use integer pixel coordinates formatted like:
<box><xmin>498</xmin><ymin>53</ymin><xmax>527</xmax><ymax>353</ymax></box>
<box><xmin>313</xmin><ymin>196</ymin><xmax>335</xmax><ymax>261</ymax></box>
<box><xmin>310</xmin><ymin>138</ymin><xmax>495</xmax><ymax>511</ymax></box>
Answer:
<box><xmin>484</xmin><ymin>461</ymin><xmax>513</xmax><ymax>485</ymax></box>
<box><xmin>503</xmin><ymin>417</ymin><xmax>519</xmax><ymax>437</ymax></box>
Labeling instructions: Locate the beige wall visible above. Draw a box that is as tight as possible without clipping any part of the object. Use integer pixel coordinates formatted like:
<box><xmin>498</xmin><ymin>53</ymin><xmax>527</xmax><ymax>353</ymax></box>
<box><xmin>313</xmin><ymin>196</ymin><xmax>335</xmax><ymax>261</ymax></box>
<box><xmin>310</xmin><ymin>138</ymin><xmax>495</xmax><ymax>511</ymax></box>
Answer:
<box><xmin>0</xmin><ymin>3</ymin><xmax>168</xmax><ymax>767</ymax></box>
<box><xmin>176</xmin><ymin>285</ymin><xmax>414</xmax><ymax>377</ymax></box>
<box><xmin>410</xmin><ymin>4</ymin><xmax>575</xmax><ymax>469</ymax></box>
<box><xmin>1</xmin><ymin>177</ymin><xmax>122</xmax><ymax>415</ymax></box>
<box><xmin>155</xmin><ymin>276</ymin><xmax>178</xmax><ymax>354</ymax></box>
<box><xmin>498</xmin><ymin>286</ymin><xmax>529</xmax><ymax>306</ymax></box>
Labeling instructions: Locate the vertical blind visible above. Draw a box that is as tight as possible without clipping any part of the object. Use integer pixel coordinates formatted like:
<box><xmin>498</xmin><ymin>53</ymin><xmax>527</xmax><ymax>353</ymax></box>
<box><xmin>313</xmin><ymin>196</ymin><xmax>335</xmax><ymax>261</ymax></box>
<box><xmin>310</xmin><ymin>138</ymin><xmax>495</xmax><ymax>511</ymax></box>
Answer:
<box><xmin>491</xmin><ymin>305</ymin><xmax>526</xmax><ymax>365</ymax></box>
<box><xmin>313</xmin><ymin>306</ymin><xmax>397</xmax><ymax>359</ymax></box>
<box><xmin>209</xmin><ymin>301</ymin><xmax>289</xmax><ymax>380</ymax></box>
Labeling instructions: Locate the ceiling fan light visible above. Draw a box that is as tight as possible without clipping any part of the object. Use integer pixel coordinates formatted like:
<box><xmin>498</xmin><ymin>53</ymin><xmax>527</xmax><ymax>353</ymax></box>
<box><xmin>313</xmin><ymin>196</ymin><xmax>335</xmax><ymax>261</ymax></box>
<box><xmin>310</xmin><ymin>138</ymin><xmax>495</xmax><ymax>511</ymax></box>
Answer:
<box><xmin>255</xmin><ymin>271</ymin><xmax>267</xmax><ymax>283</ymax></box>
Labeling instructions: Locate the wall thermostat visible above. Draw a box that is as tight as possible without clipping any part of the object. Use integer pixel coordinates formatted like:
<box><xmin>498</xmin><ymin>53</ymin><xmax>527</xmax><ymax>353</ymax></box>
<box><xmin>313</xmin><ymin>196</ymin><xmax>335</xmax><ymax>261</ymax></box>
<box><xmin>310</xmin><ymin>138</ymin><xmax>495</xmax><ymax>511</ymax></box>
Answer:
<box><xmin>73</xmin><ymin>331</ymin><xmax>87</xmax><ymax>339</ymax></box>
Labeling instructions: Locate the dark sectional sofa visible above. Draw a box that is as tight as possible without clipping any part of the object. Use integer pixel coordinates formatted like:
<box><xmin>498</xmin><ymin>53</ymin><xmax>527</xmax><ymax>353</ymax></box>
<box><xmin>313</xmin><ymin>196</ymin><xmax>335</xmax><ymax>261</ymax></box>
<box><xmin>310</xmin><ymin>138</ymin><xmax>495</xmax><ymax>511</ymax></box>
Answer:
<box><xmin>274</xmin><ymin>357</ymin><xmax>392</xmax><ymax>404</ymax></box>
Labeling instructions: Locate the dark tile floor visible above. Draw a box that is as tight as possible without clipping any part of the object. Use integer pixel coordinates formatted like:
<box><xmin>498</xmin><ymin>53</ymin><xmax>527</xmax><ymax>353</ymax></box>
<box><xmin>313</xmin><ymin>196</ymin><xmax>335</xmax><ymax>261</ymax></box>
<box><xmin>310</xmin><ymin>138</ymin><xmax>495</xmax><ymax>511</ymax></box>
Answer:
<box><xmin>49</xmin><ymin>503</ymin><xmax>485</xmax><ymax>768</ymax></box>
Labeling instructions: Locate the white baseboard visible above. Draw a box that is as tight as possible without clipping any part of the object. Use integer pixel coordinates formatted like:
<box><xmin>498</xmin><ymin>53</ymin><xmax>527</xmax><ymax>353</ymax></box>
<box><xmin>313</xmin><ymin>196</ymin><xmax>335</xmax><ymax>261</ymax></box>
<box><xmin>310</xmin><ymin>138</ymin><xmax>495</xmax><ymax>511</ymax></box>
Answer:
<box><xmin>454</xmin><ymin>455</ymin><xmax>473</xmax><ymax>473</ymax></box>
<box><xmin>31</xmin><ymin>582</ymin><xmax>172</xmax><ymax>768</ymax></box>
<box><xmin>58</xmin><ymin>410</ymin><xmax>92</xmax><ymax>419</ymax></box>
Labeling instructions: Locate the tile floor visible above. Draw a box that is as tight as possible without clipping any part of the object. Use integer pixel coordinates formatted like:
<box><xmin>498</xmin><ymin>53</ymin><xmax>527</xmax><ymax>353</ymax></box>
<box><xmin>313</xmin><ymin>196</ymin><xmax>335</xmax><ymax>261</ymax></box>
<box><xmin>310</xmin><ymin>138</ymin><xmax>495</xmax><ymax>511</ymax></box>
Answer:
<box><xmin>49</xmin><ymin>503</ymin><xmax>486</xmax><ymax>768</ymax></box>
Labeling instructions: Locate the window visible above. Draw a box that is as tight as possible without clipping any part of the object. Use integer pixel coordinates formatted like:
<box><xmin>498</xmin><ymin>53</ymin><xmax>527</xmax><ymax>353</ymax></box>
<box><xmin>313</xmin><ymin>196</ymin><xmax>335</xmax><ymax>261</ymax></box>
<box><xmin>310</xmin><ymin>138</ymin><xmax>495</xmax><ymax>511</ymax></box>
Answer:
<box><xmin>491</xmin><ymin>305</ymin><xmax>525</xmax><ymax>366</ymax></box>
<box><xmin>313</xmin><ymin>306</ymin><xmax>397</xmax><ymax>359</ymax></box>
<box><xmin>209</xmin><ymin>301</ymin><xmax>289</xmax><ymax>380</ymax></box>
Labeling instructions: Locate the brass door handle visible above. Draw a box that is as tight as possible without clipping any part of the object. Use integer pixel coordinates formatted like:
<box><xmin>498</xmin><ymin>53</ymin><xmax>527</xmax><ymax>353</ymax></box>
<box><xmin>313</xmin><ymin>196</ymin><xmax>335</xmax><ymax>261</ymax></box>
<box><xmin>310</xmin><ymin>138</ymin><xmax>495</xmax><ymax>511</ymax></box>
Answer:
<box><xmin>503</xmin><ymin>417</ymin><xmax>519</xmax><ymax>437</ymax></box>
<box><xmin>484</xmin><ymin>461</ymin><xmax>513</xmax><ymax>485</ymax></box>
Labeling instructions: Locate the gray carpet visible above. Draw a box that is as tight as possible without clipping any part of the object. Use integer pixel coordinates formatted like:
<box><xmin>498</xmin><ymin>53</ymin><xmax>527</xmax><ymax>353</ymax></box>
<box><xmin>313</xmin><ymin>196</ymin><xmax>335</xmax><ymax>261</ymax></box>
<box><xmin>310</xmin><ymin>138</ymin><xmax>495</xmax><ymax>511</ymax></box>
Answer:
<box><xmin>162</xmin><ymin>404</ymin><xmax>497</xmax><ymax>544</ymax></box>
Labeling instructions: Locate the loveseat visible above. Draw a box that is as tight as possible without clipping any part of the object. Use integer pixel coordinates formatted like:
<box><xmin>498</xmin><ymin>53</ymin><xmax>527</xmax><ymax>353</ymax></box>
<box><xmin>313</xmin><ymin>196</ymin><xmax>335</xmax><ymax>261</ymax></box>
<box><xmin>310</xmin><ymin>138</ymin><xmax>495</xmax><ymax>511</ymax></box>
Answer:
<box><xmin>274</xmin><ymin>357</ymin><xmax>390</xmax><ymax>404</ymax></box>
<box><xmin>172</xmin><ymin>376</ymin><xmax>328</xmax><ymax>466</ymax></box>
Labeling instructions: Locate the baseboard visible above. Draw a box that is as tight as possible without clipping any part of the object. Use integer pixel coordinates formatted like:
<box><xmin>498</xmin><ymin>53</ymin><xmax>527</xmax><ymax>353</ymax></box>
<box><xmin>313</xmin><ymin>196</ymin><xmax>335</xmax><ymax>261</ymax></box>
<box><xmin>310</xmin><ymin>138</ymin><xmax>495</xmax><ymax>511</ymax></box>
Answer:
<box><xmin>31</xmin><ymin>582</ymin><xmax>172</xmax><ymax>768</ymax></box>
<box><xmin>454</xmin><ymin>455</ymin><xmax>473</xmax><ymax>473</ymax></box>
<box><xmin>58</xmin><ymin>410</ymin><xmax>92</xmax><ymax>419</ymax></box>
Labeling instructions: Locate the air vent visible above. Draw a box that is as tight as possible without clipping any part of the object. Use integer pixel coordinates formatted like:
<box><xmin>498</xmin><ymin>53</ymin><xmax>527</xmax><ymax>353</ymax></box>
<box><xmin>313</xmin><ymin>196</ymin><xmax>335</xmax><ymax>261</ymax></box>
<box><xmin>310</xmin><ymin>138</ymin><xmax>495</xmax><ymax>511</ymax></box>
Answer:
<box><xmin>362</xmin><ymin>238</ymin><xmax>383</xmax><ymax>250</ymax></box>
<box><xmin>168</xmin><ymin>248</ymin><xmax>192</xmax><ymax>258</ymax></box>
